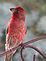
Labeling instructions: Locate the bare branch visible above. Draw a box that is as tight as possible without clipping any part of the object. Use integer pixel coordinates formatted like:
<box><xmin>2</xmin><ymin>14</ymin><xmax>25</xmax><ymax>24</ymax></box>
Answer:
<box><xmin>20</xmin><ymin>45</ymin><xmax>46</xmax><ymax>61</ymax></box>
<box><xmin>0</xmin><ymin>35</ymin><xmax>46</xmax><ymax>61</ymax></box>
<box><xmin>24</xmin><ymin>35</ymin><xmax>46</xmax><ymax>45</ymax></box>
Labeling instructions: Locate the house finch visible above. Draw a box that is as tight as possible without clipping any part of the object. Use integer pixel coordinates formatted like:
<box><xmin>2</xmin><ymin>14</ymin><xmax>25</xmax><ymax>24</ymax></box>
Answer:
<box><xmin>5</xmin><ymin>6</ymin><xmax>26</xmax><ymax>61</ymax></box>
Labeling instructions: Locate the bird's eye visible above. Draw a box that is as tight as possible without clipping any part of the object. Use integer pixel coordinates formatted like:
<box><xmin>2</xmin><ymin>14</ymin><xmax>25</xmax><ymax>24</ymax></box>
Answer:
<box><xmin>15</xmin><ymin>9</ymin><xmax>19</xmax><ymax>14</ymax></box>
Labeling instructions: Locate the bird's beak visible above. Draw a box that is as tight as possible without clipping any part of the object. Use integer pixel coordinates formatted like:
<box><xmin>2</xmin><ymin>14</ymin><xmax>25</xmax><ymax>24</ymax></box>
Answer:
<box><xmin>10</xmin><ymin>8</ymin><xmax>15</xmax><ymax>13</ymax></box>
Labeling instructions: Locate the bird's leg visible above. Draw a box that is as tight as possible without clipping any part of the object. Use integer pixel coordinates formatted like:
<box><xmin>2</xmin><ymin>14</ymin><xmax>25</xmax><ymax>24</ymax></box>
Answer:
<box><xmin>13</xmin><ymin>43</ymin><xmax>24</xmax><ymax>57</ymax></box>
<box><xmin>20</xmin><ymin>43</ymin><xmax>24</xmax><ymax>49</ymax></box>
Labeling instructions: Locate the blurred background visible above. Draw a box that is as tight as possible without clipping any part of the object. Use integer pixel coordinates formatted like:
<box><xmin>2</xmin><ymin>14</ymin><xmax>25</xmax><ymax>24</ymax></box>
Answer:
<box><xmin>0</xmin><ymin>0</ymin><xmax>46</xmax><ymax>61</ymax></box>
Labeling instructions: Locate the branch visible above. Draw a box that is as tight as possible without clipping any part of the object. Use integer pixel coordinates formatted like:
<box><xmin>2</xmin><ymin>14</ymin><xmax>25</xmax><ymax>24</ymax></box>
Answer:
<box><xmin>0</xmin><ymin>35</ymin><xmax>46</xmax><ymax>59</ymax></box>
<box><xmin>33</xmin><ymin>55</ymin><xmax>35</xmax><ymax>61</ymax></box>
<box><xmin>24</xmin><ymin>35</ymin><xmax>46</xmax><ymax>45</ymax></box>
<box><xmin>20</xmin><ymin>45</ymin><xmax>46</xmax><ymax>61</ymax></box>
<box><xmin>0</xmin><ymin>44</ymin><xmax>21</xmax><ymax>56</ymax></box>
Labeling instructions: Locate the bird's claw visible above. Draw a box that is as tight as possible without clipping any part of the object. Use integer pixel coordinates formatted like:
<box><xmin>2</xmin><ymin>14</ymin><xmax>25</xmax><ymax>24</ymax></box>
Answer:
<box><xmin>20</xmin><ymin>43</ymin><xmax>25</xmax><ymax>49</ymax></box>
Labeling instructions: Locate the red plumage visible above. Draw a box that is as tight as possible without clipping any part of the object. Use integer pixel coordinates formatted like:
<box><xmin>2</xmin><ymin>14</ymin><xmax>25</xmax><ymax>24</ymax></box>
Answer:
<box><xmin>5</xmin><ymin>6</ymin><xmax>26</xmax><ymax>51</ymax></box>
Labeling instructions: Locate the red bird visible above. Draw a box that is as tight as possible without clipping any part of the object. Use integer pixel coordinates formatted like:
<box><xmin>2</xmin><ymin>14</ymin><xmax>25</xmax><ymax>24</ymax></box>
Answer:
<box><xmin>5</xmin><ymin>6</ymin><xmax>26</xmax><ymax>51</ymax></box>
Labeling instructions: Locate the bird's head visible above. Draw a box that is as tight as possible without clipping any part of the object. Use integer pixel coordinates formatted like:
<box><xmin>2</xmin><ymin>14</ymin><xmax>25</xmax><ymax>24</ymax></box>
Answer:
<box><xmin>10</xmin><ymin>6</ymin><xmax>26</xmax><ymax>20</ymax></box>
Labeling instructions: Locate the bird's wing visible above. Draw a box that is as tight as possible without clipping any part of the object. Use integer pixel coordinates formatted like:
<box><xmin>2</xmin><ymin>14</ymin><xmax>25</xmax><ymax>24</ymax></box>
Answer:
<box><xmin>6</xmin><ymin>27</ymin><xmax>8</xmax><ymax>34</ymax></box>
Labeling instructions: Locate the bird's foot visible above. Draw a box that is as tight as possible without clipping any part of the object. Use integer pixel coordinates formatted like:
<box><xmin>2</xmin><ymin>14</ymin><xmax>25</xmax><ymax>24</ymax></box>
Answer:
<box><xmin>20</xmin><ymin>43</ymin><xmax>24</xmax><ymax>49</ymax></box>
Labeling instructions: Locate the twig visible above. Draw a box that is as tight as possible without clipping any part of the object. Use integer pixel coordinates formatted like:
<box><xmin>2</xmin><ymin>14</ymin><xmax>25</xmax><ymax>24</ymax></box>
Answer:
<box><xmin>0</xmin><ymin>44</ymin><xmax>21</xmax><ymax>56</ymax></box>
<box><xmin>24</xmin><ymin>35</ymin><xmax>46</xmax><ymax>45</ymax></box>
<box><xmin>20</xmin><ymin>45</ymin><xmax>24</xmax><ymax>61</ymax></box>
<box><xmin>25</xmin><ymin>45</ymin><xmax>46</xmax><ymax>58</ymax></box>
<box><xmin>0</xmin><ymin>35</ymin><xmax>46</xmax><ymax>56</ymax></box>
<box><xmin>33</xmin><ymin>55</ymin><xmax>35</xmax><ymax>61</ymax></box>
<box><xmin>20</xmin><ymin>45</ymin><xmax>46</xmax><ymax>61</ymax></box>
<box><xmin>0</xmin><ymin>35</ymin><xmax>46</xmax><ymax>61</ymax></box>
